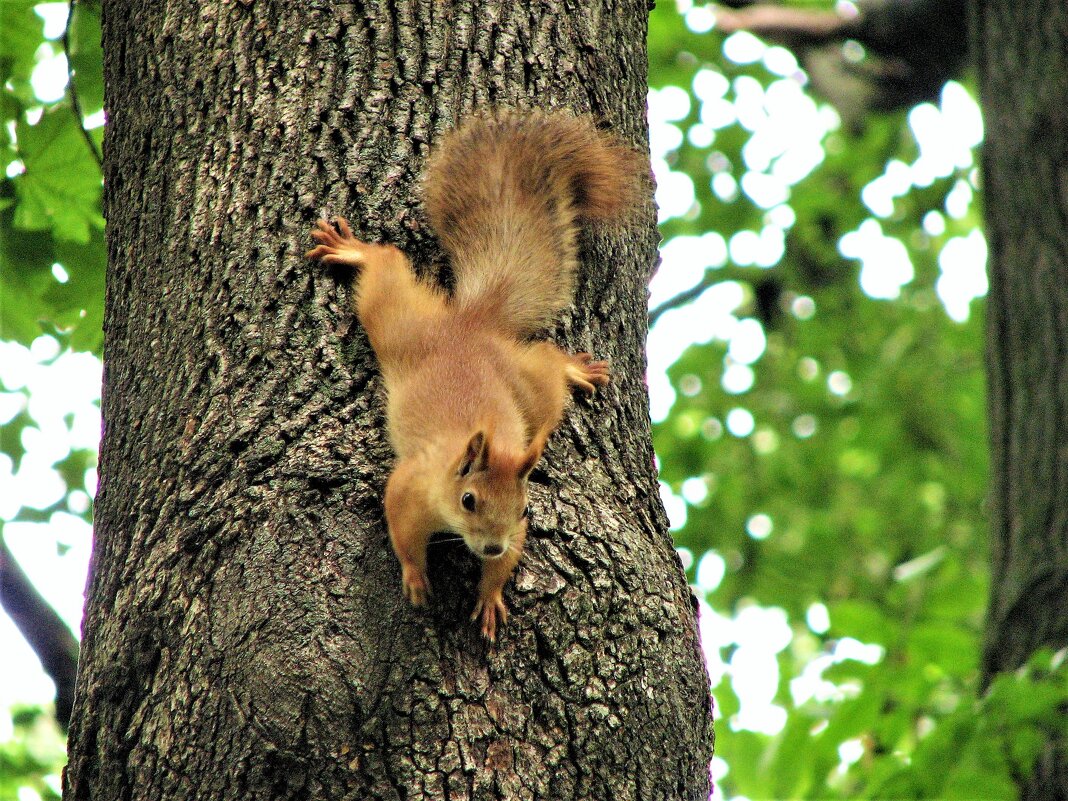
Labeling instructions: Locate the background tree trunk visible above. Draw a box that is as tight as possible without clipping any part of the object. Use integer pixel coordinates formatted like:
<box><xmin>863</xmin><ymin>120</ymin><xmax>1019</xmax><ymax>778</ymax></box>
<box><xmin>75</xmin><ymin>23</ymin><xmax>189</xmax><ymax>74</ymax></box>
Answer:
<box><xmin>64</xmin><ymin>2</ymin><xmax>714</xmax><ymax>800</ymax></box>
<box><xmin>976</xmin><ymin>3</ymin><xmax>1068</xmax><ymax>798</ymax></box>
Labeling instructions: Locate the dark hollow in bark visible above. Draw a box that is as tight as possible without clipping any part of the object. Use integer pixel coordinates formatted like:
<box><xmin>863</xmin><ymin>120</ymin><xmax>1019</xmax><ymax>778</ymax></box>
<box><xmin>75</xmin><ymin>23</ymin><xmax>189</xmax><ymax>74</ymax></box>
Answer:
<box><xmin>65</xmin><ymin>3</ymin><xmax>715</xmax><ymax>800</ymax></box>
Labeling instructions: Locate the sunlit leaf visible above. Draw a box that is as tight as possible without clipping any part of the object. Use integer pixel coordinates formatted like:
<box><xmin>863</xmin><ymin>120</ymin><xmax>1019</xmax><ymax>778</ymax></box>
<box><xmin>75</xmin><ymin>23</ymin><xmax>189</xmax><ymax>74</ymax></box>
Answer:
<box><xmin>0</xmin><ymin>0</ymin><xmax>44</xmax><ymax>83</ymax></box>
<box><xmin>14</xmin><ymin>106</ymin><xmax>103</xmax><ymax>243</ymax></box>
<box><xmin>69</xmin><ymin>1</ymin><xmax>103</xmax><ymax>116</ymax></box>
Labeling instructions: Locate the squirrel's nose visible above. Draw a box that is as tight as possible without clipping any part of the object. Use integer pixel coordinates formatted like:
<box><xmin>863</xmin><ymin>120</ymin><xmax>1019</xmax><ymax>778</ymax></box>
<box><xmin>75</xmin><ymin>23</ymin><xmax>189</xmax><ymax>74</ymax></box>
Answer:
<box><xmin>483</xmin><ymin>544</ymin><xmax>505</xmax><ymax>557</ymax></box>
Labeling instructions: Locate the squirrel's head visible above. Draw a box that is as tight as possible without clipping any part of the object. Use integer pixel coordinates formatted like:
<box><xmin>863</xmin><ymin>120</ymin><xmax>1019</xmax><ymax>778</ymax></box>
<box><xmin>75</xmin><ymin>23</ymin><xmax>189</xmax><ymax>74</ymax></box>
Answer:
<box><xmin>447</xmin><ymin>430</ymin><xmax>542</xmax><ymax>560</ymax></box>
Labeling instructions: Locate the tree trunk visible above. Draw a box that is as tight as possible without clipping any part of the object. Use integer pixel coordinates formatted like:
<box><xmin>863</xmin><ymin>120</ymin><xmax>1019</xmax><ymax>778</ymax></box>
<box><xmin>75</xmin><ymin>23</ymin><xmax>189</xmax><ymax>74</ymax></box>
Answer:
<box><xmin>975</xmin><ymin>3</ymin><xmax>1068</xmax><ymax>798</ymax></box>
<box><xmin>64</xmin><ymin>2</ymin><xmax>714</xmax><ymax>800</ymax></box>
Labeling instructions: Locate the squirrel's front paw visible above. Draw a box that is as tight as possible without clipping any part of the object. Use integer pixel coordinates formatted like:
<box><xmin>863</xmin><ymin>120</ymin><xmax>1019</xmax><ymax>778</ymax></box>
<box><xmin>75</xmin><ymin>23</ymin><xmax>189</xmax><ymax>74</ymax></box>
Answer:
<box><xmin>401</xmin><ymin>563</ymin><xmax>430</xmax><ymax>607</ymax></box>
<box><xmin>306</xmin><ymin>217</ymin><xmax>369</xmax><ymax>266</ymax></box>
<box><xmin>471</xmin><ymin>591</ymin><xmax>509</xmax><ymax>642</ymax></box>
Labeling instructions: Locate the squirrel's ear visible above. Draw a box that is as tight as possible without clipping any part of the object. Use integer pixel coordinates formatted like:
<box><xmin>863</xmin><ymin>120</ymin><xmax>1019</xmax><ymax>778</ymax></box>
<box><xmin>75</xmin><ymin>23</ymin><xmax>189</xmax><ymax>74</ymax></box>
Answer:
<box><xmin>518</xmin><ymin>435</ymin><xmax>546</xmax><ymax>481</ymax></box>
<box><xmin>459</xmin><ymin>431</ymin><xmax>490</xmax><ymax>476</ymax></box>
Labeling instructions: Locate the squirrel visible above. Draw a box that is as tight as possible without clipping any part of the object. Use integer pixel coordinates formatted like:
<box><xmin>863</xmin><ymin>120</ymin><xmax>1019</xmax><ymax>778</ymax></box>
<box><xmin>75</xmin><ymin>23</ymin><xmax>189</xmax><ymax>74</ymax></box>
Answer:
<box><xmin>306</xmin><ymin>110</ymin><xmax>641</xmax><ymax>640</ymax></box>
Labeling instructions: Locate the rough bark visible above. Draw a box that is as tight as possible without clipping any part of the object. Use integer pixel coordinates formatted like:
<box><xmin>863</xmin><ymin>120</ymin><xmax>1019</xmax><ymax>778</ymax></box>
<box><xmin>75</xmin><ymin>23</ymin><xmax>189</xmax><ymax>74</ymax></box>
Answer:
<box><xmin>975</xmin><ymin>2</ymin><xmax>1068</xmax><ymax>799</ymax></box>
<box><xmin>65</xmin><ymin>2</ymin><xmax>714</xmax><ymax>800</ymax></box>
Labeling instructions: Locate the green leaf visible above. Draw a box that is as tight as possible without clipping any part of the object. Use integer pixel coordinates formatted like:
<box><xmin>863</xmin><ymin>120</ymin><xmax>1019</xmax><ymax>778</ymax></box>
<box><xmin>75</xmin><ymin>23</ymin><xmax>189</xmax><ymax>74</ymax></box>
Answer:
<box><xmin>1</xmin><ymin>90</ymin><xmax>24</xmax><ymax>172</ymax></box>
<box><xmin>942</xmin><ymin>741</ymin><xmax>1016</xmax><ymax>800</ymax></box>
<box><xmin>1005</xmin><ymin>725</ymin><xmax>1046</xmax><ymax>774</ymax></box>
<box><xmin>49</xmin><ymin>228</ymin><xmax>106</xmax><ymax>353</ymax></box>
<box><xmin>0</xmin><ymin>175</ymin><xmax>104</xmax><ymax>352</ymax></box>
<box><xmin>0</xmin><ymin>406</ymin><xmax>32</xmax><ymax>468</ymax></box>
<box><xmin>0</xmin><ymin>269</ymin><xmax>53</xmax><ymax>343</ymax></box>
<box><xmin>55</xmin><ymin>447</ymin><xmax>95</xmax><ymax>492</ymax></box>
<box><xmin>769</xmin><ymin>710</ymin><xmax>820</xmax><ymax>797</ymax></box>
<box><xmin>14</xmin><ymin>105</ymin><xmax>103</xmax><ymax>243</ymax></box>
<box><xmin>0</xmin><ymin>180</ymin><xmax>56</xmax><ymax>343</ymax></box>
<box><xmin>819</xmin><ymin>685</ymin><xmax>882</xmax><ymax>745</ymax></box>
<box><xmin>0</xmin><ymin>1</ymin><xmax>44</xmax><ymax>84</ymax></box>
<box><xmin>829</xmin><ymin>599</ymin><xmax>897</xmax><ymax>644</ymax></box>
<box><xmin>910</xmin><ymin>622</ymin><xmax>978</xmax><ymax>676</ymax></box>
<box><xmin>69</xmin><ymin>1</ymin><xmax>103</xmax><ymax>116</ymax></box>
<box><xmin>987</xmin><ymin>673</ymin><xmax>1066</xmax><ymax>726</ymax></box>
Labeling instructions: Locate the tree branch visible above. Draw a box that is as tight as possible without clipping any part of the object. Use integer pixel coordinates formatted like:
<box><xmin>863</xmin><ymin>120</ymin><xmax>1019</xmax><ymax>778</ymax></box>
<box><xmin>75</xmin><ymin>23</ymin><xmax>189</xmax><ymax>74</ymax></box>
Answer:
<box><xmin>713</xmin><ymin>0</ymin><xmax>967</xmax><ymax>113</ymax></box>
<box><xmin>0</xmin><ymin>536</ymin><xmax>79</xmax><ymax>730</ymax></box>
<box><xmin>715</xmin><ymin>5</ymin><xmax>859</xmax><ymax>47</ymax></box>
<box><xmin>649</xmin><ymin>273</ymin><xmax>724</xmax><ymax>327</ymax></box>
<box><xmin>648</xmin><ymin>266</ymin><xmax>759</xmax><ymax>327</ymax></box>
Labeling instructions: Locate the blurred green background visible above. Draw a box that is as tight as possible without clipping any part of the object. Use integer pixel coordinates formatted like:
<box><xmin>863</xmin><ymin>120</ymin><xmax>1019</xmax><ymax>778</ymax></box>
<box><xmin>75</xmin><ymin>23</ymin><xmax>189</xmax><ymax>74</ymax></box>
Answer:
<box><xmin>2</xmin><ymin>2</ymin><xmax>1065</xmax><ymax>799</ymax></box>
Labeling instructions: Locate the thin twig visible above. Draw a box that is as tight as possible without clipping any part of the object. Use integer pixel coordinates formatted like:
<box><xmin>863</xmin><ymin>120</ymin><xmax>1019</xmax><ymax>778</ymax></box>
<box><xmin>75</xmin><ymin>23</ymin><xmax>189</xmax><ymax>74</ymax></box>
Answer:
<box><xmin>62</xmin><ymin>0</ymin><xmax>103</xmax><ymax>169</ymax></box>
<box><xmin>649</xmin><ymin>266</ymin><xmax>758</xmax><ymax>327</ymax></box>
<box><xmin>650</xmin><ymin>274</ymin><xmax>719</xmax><ymax>327</ymax></box>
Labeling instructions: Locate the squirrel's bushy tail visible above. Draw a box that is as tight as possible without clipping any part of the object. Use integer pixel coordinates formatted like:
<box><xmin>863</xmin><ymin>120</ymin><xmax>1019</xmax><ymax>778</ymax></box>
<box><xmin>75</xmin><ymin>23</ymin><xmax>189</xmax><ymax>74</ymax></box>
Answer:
<box><xmin>423</xmin><ymin>110</ymin><xmax>643</xmax><ymax>337</ymax></box>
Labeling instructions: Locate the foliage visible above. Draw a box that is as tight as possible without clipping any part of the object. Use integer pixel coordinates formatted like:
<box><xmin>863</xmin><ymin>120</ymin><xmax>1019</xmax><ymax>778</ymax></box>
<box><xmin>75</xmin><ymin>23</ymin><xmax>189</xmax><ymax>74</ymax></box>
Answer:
<box><xmin>864</xmin><ymin>649</ymin><xmax>1068</xmax><ymax>800</ymax></box>
<box><xmin>0</xmin><ymin>706</ymin><xmax>64</xmax><ymax>800</ymax></box>
<box><xmin>2</xmin><ymin>0</ymin><xmax>103</xmax><ymax>494</ymax></box>
<box><xmin>1</xmin><ymin>2</ymin><xmax>103</xmax><ymax>794</ymax></box>
<box><xmin>645</xmin><ymin>1</ymin><xmax>1022</xmax><ymax>798</ymax></box>
<box><xmin>1</xmin><ymin>0</ymin><xmax>104</xmax><ymax>353</ymax></box>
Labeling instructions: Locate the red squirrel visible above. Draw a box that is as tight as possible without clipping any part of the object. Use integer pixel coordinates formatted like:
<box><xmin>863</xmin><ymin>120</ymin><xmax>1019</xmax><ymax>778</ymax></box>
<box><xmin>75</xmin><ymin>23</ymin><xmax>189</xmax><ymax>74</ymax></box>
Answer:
<box><xmin>307</xmin><ymin>111</ymin><xmax>641</xmax><ymax>640</ymax></box>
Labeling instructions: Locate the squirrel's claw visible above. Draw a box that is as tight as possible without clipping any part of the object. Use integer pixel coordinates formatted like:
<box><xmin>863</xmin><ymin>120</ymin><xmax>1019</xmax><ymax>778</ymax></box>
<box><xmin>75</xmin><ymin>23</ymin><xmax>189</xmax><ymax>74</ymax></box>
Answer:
<box><xmin>401</xmin><ymin>565</ymin><xmax>430</xmax><ymax>607</ymax></box>
<box><xmin>306</xmin><ymin>218</ymin><xmax>371</xmax><ymax>266</ymax></box>
<box><xmin>566</xmin><ymin>352</ymin><xmax>611</xmax><ymax>395</ymax></box>
<box><xmin>471</xmin><ymin>593</ymin><xmax>509</xmax><ymax>642</ymax></box>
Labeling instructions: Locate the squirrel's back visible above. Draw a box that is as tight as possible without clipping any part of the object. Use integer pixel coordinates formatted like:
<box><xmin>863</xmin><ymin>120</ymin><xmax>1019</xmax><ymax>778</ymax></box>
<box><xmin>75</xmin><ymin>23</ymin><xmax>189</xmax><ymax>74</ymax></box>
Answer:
<box><xmin>423</xmin><ymin>110</ymin><xmax>643</xmax><ymax>337</ymax></box>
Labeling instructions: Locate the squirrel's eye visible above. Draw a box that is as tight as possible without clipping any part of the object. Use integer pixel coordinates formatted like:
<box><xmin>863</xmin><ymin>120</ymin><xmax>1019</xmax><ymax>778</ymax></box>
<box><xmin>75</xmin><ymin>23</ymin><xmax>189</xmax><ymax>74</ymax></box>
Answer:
<box><xmin>521</xmin><ymin>505</ymin><xmax>530</xmax><ymax>520</ymax></box>
<box><xmin>461</xmin><ymin>492</ymin><xmax>476</xmax><ymax>512</ymax></box>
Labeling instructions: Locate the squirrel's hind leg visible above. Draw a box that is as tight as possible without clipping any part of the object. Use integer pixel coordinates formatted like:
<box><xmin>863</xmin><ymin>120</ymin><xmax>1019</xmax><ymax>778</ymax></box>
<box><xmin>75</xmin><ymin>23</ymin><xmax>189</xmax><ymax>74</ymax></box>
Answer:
<box><xmin>306</xmin><ymin>217</ymin><xmax>372</xmax><ymax>267</ymax></box>
<box><xmin>564</xmin><ymin>351</ymin><xmax>610</xmax><ymax>395</ymax></box>
<box><xmin>512</xmin><ymin>343</ymin><xmax>611</xmax><ymax>442</ymax></box>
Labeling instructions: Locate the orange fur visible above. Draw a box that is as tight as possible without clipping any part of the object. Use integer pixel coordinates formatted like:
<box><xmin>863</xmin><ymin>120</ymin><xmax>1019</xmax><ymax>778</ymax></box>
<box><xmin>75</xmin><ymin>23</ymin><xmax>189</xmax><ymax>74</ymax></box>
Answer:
<box><xmin>307</xmin><ymin>111</ymin><xmax>642</xmax><ymax>640</ymax></box>
<box><xmin>423</xmin><ymin>110</ymin><xmax>644</xmax><ymax>337</ymax></box>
